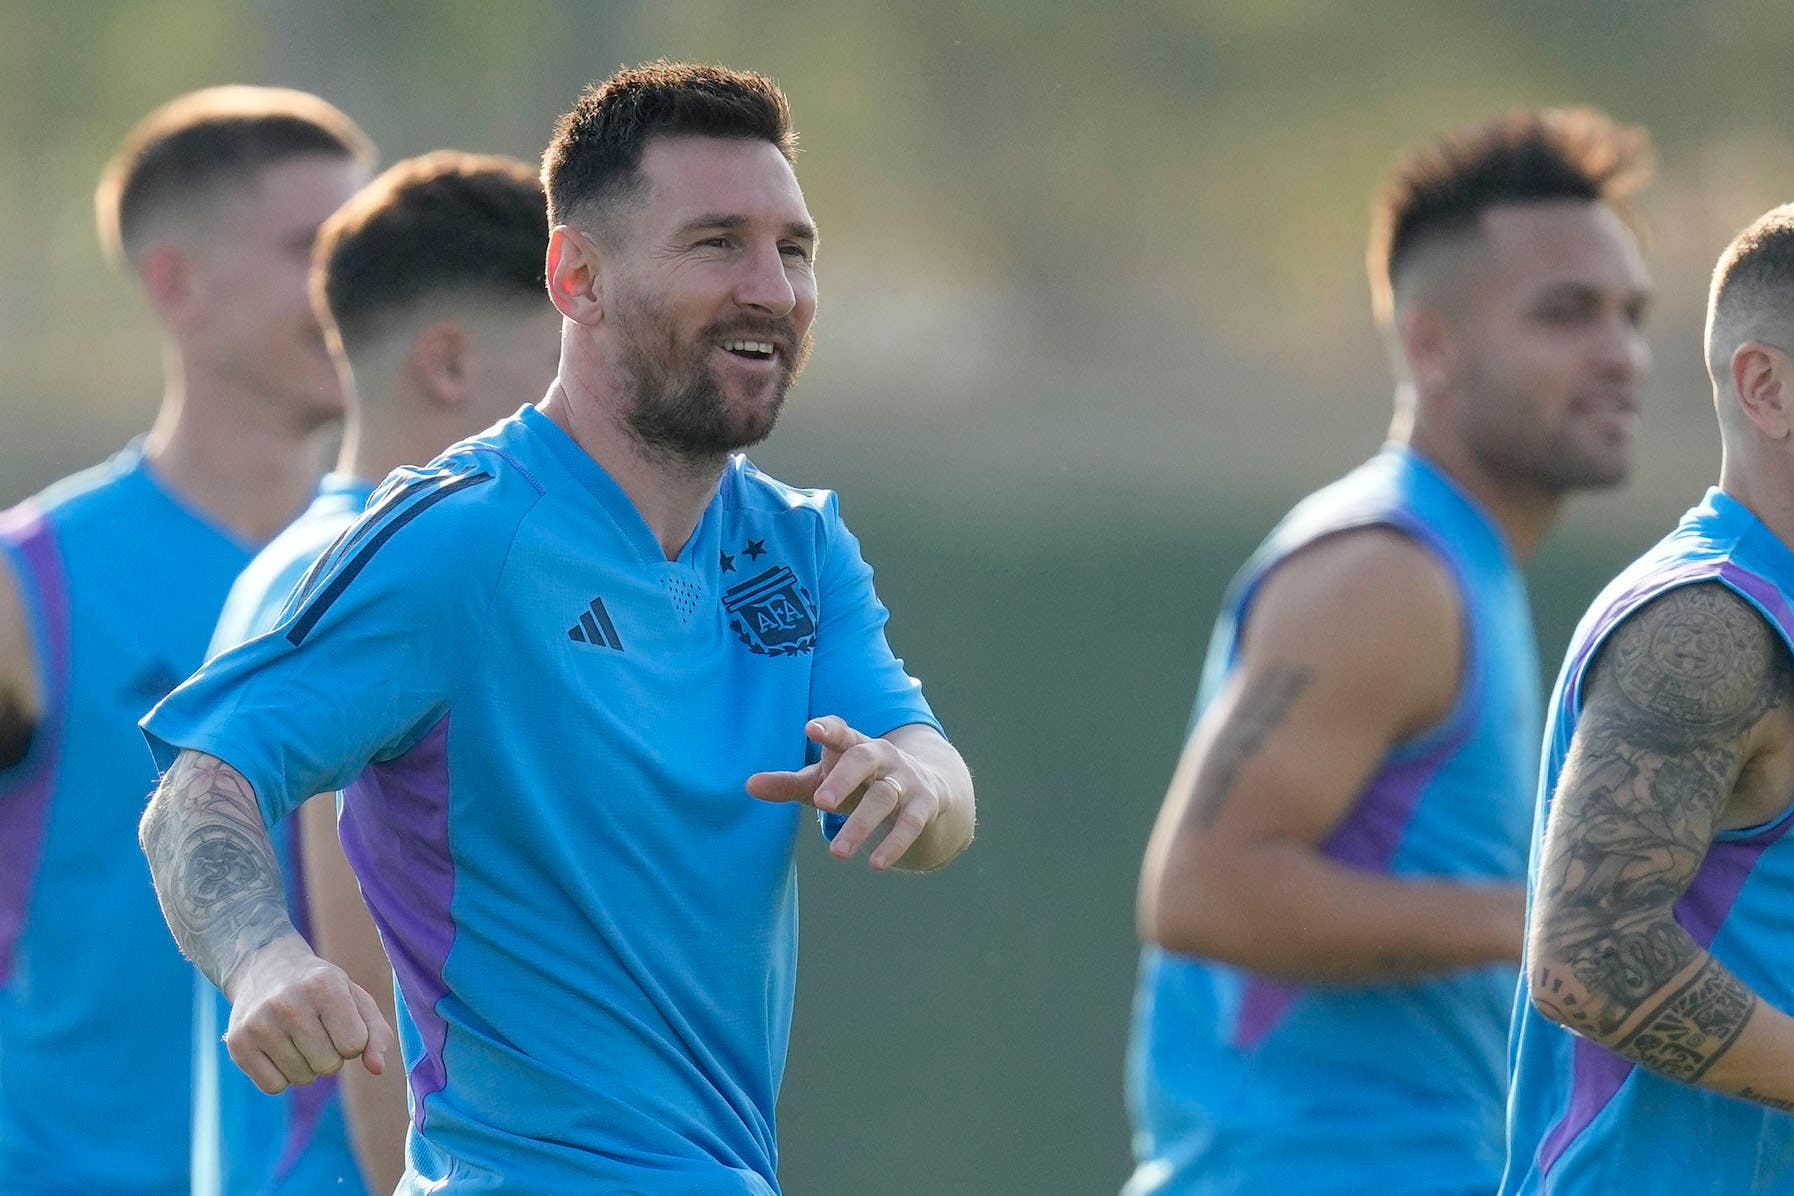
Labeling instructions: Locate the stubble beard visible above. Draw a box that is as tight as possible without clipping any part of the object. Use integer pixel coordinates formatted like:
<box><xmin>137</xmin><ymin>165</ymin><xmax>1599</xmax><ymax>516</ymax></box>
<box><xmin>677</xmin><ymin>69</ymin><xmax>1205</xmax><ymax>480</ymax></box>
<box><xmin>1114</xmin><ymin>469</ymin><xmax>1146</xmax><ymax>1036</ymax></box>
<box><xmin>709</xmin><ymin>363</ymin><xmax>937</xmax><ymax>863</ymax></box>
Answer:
<box><xmin>614</xmin><ymin>299</ymin><xmax>810</xmax><ymax>467</ymax></box>
<box><xmin>1458</xmin><ymin>358</ymin><xmax>1631</xmax><ymax>496</ymax></box>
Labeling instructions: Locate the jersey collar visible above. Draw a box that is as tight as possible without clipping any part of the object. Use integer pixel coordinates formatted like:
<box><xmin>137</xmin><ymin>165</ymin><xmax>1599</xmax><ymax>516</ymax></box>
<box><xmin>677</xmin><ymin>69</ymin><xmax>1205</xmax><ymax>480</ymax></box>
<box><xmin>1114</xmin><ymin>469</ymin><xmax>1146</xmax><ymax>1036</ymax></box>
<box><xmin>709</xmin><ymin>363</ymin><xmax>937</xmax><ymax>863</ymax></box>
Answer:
<box><xmin>518</xmin><ymin>403</ymin><xmax>723</xmax><ymax>570</ymax></box>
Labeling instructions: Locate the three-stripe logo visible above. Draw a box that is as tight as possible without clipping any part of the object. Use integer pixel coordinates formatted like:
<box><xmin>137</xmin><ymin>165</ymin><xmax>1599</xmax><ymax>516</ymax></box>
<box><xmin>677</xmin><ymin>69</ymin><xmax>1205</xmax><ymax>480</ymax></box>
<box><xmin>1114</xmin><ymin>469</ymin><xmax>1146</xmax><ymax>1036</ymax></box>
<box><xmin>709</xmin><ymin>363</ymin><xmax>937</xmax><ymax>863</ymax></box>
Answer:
<box><xmin>568</xmin><ymin>597</ymin><xmax>624</xmax><ymax>651</ymax></box>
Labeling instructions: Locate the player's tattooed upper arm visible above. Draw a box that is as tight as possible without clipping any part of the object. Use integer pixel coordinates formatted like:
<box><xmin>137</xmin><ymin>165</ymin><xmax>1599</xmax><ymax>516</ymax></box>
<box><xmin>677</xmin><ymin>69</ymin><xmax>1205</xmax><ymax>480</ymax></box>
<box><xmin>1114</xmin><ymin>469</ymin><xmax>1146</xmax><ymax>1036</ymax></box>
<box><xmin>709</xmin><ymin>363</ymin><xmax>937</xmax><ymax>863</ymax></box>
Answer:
<box><xmin>1531</xmin><ymin>582</ymin><xmax>1791</xmax><ymax>1068</ymax></box>
<box><xmin>1190</xmin><ymin>662</ymin><xmax>1313</xmax><ymax>828</ymax></box>
<box><xmin>1592</xmin><ymin>582</ymin><xmax>1789</xmax><ymax>753</ymax></box>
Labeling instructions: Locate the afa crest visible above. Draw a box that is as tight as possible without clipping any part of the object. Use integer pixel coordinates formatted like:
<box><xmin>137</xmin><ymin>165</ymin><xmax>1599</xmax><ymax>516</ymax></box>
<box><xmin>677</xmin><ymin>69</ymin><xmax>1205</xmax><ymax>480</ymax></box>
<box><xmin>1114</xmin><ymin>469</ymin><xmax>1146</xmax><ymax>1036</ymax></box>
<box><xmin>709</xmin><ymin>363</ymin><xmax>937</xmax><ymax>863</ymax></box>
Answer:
<box><xmin>724</xmin><ymin>564</ymin><xmax>817</xmax><ymax>656</ymax></box>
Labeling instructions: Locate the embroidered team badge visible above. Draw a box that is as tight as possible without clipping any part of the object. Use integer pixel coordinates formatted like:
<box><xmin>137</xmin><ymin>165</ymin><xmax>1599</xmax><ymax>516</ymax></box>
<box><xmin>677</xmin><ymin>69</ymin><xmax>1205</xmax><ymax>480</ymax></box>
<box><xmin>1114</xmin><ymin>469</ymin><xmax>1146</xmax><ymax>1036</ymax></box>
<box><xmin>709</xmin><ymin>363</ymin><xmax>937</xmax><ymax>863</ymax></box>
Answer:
<box><xmin>724</xmin><ymin>564</ymin><xmax>817</xmax><ymax>656</ymax></box>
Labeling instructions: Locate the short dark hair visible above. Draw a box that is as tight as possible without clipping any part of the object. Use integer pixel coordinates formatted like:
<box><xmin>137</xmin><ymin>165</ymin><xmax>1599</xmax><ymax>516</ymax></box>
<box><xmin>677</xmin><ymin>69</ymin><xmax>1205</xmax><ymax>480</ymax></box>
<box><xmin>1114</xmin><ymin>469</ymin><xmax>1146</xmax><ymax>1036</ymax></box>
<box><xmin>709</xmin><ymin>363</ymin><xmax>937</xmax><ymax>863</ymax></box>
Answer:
<box><xmin>1369</xmin><ymin>107</ymin><xmax>1652</xmax><ymax>321</ymax></box>
<box><xmin>541</xmin><ymin>60</ymin><xmax>796</xmax><ymax>228</ymax></box>
<box><xmin>313</xmin><ymin>151</ymin><xmax>549</xmax><ymax>358</ymax></box>
<box><xmin>1706</xmin><ymin>204</ymin><xmax>1794</xmax><ymax>369</ymax></box>
<box><xmin>96</xmin><ymin>85</ymin><xmax>374</xmax><ymax>264</ymax></box>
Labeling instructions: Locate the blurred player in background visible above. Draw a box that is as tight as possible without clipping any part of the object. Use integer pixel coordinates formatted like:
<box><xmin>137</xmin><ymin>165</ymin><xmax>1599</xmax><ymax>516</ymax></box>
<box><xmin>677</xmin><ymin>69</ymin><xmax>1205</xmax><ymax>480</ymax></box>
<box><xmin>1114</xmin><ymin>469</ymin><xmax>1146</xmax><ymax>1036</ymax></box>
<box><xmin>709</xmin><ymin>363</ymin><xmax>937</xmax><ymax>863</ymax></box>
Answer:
<box><xmin>194</xmin><ymin>152</ymin><xmax>558</xmax><ymax>1196</ymax></box>
<box><xmin>0</xmin><ymin>87</ymin><xmax>372</xmax><ymax>1195</ymax></box>
<box><xmin>138</xmin><ymin>61</ymin><xmax>975</xmax><ymax>1194</ymax></box>
<box><xmin>1505</xmin><ymin>205</ymin><xmax>1794</xmax><ymax>1193</ymax></box>
<box><xmin>1126</xmin><ymin>108</ymin><xmax>1653</xmax><ymax>1195</ymax></box>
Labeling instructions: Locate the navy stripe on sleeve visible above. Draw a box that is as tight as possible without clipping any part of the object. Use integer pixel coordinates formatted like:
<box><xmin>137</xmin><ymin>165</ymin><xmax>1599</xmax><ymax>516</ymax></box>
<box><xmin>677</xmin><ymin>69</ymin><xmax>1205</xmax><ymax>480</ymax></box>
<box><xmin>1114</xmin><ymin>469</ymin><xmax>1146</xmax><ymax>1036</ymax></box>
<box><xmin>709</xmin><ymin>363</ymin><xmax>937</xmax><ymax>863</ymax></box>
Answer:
<box><xmin>286</xmin><ymin>472</ymin><xmax>451</xmax><ymax>612</ymax></box>
<box><xmin>286</xmin><ymin>470</ymin><xmax>493</xmax><ymax>646</ymax></box>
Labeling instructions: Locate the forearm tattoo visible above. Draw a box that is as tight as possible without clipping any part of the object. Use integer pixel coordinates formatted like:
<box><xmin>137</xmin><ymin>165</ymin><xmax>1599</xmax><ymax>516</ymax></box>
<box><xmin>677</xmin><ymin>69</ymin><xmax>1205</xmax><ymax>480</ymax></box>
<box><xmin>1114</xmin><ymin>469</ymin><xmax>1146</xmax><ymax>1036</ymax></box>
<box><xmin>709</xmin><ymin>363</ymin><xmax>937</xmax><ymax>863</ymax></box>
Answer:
<box><xmin>0</xmin><ymin>687</ymin><xmax>32</xmax><ymax>770</ymax></box>
<box><xmin>1193</xmin><ymin>662</ymin><xmax>1313</xmax><ymax>827</ymax></box>
<box><xmin>139</xmin><ymin>751</ymin><xmax>294</xmax><ymax>992</ymax></box>
<box><xmin>1615</xmin><ymin>957</ymin><xmax>1755</xmax><ymax>1082</ymax></box>
<box><xmin>1533</xmin><ymin>583</ymin><xmax>1788</xmax><ymax>1085</ymax></box>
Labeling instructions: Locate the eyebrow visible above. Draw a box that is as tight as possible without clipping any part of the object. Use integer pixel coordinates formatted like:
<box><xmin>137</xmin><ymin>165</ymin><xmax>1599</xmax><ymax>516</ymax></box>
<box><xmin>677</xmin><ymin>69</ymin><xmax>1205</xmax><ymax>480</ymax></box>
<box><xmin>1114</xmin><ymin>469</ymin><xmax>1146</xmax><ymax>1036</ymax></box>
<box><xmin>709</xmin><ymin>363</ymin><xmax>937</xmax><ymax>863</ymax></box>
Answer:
<box><xmin>678</xmin><ymin>213</ymin><xmax>818</xmax><ymax>244</ymax></box>
<box><xmin>1535</xmin><ymin>280</ymin><xmax>1650</xmax><ymax>304</ymax></box>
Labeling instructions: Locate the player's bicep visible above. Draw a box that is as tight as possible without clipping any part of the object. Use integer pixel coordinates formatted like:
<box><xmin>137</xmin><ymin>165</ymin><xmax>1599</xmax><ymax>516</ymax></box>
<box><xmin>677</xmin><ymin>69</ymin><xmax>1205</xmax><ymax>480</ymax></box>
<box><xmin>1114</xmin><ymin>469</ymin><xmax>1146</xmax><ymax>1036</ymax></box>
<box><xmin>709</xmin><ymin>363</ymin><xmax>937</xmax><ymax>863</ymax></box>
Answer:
<box><xmin>1538</xmin><ymin>584</ymin><xmax>1786</xmax><ymax>924</ymax></box>
<box><xmin>1530</xmin><ymin>582</ymin><xmax>1789</xmax><ymax>1038</ymax></box>
<box><xmin>1180</xmin><ymin>653</ymin><xmax>1394</xmax><ymax>847</ymax></box>
<box><xmin>1180</xmin><ymin>531</ymin><xmax>1461</xmax><ymax>848</ymax></box>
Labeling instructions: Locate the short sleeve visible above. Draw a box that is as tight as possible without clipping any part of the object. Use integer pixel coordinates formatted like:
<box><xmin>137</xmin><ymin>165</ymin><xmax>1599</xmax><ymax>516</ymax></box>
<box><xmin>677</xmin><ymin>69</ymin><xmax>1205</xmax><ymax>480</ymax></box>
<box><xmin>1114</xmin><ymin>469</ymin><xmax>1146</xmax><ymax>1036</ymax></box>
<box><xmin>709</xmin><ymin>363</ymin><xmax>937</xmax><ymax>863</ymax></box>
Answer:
<box><xmin>806</xmin><ymin>494</ymin><xmax>943</xmax><ymax>740</ymax></box>
<box><xmin>142</xmin><ymin>464</ymin><xmax>522</xmax><ymax>825</ymax></box>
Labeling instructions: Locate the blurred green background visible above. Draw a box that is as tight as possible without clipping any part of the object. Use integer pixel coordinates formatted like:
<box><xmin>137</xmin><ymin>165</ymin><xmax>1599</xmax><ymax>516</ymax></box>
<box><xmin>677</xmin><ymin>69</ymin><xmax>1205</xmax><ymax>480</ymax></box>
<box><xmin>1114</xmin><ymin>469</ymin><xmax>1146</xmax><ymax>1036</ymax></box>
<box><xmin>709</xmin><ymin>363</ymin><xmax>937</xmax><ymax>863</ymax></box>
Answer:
<box><xmin>5</xmin><ymin>2</ymin><xmax>1794</xmax><ymax>1192</ymax></box>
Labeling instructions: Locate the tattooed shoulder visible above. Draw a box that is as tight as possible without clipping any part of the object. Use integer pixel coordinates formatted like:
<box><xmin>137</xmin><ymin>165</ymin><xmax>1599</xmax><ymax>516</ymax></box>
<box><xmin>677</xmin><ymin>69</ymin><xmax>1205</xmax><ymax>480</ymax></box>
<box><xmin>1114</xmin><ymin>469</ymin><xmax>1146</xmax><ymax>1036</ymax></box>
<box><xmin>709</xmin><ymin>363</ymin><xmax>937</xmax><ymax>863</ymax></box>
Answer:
<box><xmin>1588</xmin><ymin>582</ymin><xmax>1791</xmax><ymax>749</ymax></box>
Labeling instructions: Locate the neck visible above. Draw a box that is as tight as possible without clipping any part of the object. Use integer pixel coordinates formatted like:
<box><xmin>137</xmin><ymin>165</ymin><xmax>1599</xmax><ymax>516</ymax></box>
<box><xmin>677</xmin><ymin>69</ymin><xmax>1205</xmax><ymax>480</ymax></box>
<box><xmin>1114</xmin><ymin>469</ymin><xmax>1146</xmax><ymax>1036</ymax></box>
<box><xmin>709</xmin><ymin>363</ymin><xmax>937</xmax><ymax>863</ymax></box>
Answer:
<box><xmin>337</xmin><ymin>393</ymin><xmax>447</xmax><ymax>489</ymax></box>
<box><xmin>1399</xmin><ymin>414</ymin><xmax>1561</xmax><ymax>562</ymax></box>
<box><xmin>540</xmin><ymin>378</ymin><xmax>724</xmax><ymax>560</ymax></box>
<box><xmin>142</xmin><ymin>346</ymin><xmax>326</xmax><ymax>544</ymax></box>
<box><xmin>1719</xmin><ymin>448</ymin><xmax>1794</xmax><ymax>549</ymax></box>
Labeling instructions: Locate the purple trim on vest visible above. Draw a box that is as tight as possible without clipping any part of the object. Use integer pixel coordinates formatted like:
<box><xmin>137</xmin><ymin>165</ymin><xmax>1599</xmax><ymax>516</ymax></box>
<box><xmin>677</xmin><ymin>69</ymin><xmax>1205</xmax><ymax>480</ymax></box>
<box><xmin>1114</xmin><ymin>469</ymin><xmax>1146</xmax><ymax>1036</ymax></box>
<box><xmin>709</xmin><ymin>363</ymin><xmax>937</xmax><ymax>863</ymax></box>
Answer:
<box><xmin>339</xmin><ymin>716</ymin><xmax>456</xmax><ymax>1132</ymax></box>
<box><xmin>1535</xmin><ymin>1036</ymin><xmax>1634</xmax><ymax>1180</ymax></box>
<box><xmin>1719</xmin><ymin>560</ymin><xmax>1794</xmax><ymax>644</ymax></box>
<box><xmin>1229</xmin><ymin>731</ymin><xmax>1467</xmax><ymax>1050</ymax></box>
<box><xmin>1559</xmin><ymin>561</ymin><xmax>1723</xmax><ymax>714</ymax></box>
<box><xmin>1536</xmin><ymin>559</ymin><xmax>1794</xmax><ymax>1180</ymax></box>
<box><xmin>0</xmin><ymin>503</ymin><xmax>70</xmax><ymax>987</ymax></box>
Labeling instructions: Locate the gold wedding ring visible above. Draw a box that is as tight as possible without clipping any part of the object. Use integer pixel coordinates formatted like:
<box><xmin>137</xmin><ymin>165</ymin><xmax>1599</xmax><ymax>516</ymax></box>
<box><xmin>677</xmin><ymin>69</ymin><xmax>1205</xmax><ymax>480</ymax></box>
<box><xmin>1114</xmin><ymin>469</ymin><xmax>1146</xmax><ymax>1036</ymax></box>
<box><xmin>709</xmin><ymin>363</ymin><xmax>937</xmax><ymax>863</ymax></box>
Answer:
<box><xmin>875</xmin><ymin>775</ymin><xmax>905</xmax><ymax>802</ymax></box>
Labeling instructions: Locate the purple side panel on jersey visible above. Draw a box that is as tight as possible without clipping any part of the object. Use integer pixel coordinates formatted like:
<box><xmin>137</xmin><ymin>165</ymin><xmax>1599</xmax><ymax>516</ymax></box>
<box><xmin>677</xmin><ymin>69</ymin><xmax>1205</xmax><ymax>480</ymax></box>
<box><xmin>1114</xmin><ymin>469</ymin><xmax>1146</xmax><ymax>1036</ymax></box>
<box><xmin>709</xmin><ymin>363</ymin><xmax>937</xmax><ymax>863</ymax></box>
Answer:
<box><xmin>1536</xmin><ymin>1038</ymin><xmax>1635</xmax><ymax>1179</ymax></box>
<box><xmin>1536</xmin><ymin>560</ymin><xmax>1793</xmax><ymax>1179</ymax></box>
<box><xmin>1675</xmin><ymin>824</ymin><xmax>1794</xmax><ymax>946</ymax></box>
<box><xmin>339</xmin><ymin>715</ymin><xmax>456</xmax><ymax>1132</ymax></box>
<box><xmin>0</xmin><ymin>503</ymin><xmax>70</xmax><ymax>988</ymax></box>
<box><xmin>1229</xmin><ymin>733</ymin><xmax>1464</xmax><ymax>1051</ymax></box>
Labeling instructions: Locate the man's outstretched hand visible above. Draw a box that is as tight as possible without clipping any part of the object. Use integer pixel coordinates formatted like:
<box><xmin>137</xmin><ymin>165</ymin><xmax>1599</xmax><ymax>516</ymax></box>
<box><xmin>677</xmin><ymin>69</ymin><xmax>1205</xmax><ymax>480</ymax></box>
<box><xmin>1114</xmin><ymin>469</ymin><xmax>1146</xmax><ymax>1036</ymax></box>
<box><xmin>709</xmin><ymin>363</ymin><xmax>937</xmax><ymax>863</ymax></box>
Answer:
<box><xmin>746</xmin><ymin>716</ymin><xmax>949</xmax><ymax>871</ymax></box>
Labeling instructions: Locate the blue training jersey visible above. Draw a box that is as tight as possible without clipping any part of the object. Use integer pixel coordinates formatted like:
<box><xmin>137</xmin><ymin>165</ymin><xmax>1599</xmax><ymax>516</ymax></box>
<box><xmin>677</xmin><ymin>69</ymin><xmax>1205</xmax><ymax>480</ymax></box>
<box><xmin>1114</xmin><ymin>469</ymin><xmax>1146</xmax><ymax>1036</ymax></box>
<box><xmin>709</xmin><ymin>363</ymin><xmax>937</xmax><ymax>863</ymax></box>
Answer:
<box><xmin>1125</xmin><ymin>444</ymin><xmax>1541</xmax><ymax>1196</ymax></box>
<box><xmin>0</xmin><ymin>445</ymin><xmax>257</xmax><ymax>1195</ymax></box>
<box><xmin>143</xmin><ymin>404</ymin><xmax>941</xmax><ymax>1194</ymax></box>
<box><xmin>1503</xmin><ymin>488</ymin><xmax>1794</xmax><ymax>1195</ymax></box>
<box><xmin>194</xmin><ymin>474</ymin><xmax>376</xmax><ymax>1196</ymax></box>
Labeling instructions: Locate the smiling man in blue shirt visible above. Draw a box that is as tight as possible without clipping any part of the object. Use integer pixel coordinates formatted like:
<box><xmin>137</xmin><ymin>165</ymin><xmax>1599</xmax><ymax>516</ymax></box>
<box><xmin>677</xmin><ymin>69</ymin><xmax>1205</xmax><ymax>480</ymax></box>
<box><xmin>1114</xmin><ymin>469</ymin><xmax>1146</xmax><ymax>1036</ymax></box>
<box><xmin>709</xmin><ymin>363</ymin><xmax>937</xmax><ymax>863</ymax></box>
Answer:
<box><xmin>138</xmin><ymin>62</ymin><xmax>975</xmax><ymax>1194</ymax></box>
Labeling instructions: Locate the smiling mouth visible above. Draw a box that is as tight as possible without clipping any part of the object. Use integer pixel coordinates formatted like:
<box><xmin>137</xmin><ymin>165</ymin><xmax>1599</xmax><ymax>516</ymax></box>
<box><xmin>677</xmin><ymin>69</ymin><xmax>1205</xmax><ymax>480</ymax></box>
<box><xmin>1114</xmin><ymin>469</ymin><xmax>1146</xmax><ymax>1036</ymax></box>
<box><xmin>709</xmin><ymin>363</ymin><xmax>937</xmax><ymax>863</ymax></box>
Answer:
<box><xmin>720</xmin><ymin>338</ymin><xmax>778</xmax><ymax>362</ymax></box>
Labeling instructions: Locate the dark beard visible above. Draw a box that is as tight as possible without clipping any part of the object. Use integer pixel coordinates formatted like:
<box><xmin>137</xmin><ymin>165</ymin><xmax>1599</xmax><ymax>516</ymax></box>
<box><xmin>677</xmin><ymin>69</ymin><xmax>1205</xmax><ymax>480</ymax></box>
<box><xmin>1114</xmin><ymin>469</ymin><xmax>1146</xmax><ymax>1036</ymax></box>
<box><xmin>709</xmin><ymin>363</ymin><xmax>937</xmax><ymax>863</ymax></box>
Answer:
<box><xmin>622</xmin><ymin>361</ymin><xmax>785</xmax><ymax>461</ymax></box>
<box><xmin>614</xmin><ymin>301</ymin><xmax>806</xmax><ymax>464</ymax></box>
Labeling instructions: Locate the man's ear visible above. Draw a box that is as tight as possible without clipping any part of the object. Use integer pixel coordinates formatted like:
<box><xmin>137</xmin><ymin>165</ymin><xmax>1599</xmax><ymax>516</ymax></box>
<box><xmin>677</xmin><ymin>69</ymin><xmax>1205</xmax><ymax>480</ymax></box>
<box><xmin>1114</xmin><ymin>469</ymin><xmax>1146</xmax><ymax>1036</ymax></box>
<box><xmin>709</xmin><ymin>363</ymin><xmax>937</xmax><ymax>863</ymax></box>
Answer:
<box><xmin>138</xmin><ymin>243</ymin><xmax>198</xmax><ymax>329</ymax></box>
<box><xmin>547</xmin><ymin>225</ymin><xmax>604</xmax><ymax>327</ymax></box>
<box><xmin>1733</xmin><ymin>341</ymin><xmax>1793</xmax><ymax>442</ymax></box>
<box><xmin>405</xmin><ymin>320</ymin><xmax>471</xmax><ymax>408</ymax></box>
<box><xmin>1398</xmin><ymin>302</ymin><xmax>1457</xmax><ymax>395</ymax></box>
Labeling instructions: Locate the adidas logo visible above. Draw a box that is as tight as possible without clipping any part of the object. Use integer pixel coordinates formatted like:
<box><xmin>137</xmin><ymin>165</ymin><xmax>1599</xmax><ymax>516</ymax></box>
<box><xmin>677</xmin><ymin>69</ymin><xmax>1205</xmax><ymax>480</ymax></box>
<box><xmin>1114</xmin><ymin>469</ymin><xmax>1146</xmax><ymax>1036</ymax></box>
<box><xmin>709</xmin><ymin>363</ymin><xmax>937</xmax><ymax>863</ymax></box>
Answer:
<box><xmin>567</xmin><ymin>597</ymin><xmax>624</xmax><ymax>651</ymax></box>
